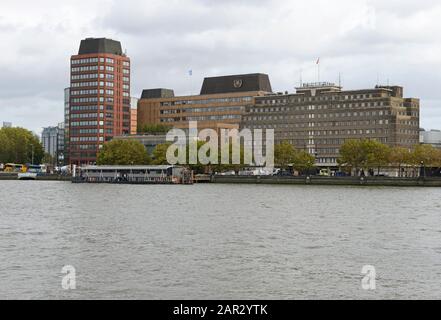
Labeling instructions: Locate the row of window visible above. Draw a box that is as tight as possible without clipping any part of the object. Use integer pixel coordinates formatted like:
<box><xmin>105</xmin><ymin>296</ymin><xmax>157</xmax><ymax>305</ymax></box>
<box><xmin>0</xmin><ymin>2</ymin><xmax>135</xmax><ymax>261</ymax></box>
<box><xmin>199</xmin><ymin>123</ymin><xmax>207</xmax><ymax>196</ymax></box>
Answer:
<box><xmin>71</xmin><ymin>81</ymin><xmax>115</xmax><ymax>88</ymax></box>
<box><xmin>72</xmin><ymin>57</ymin><xmax>118</xmax><ymax>65</ymax></box>
<box><xmin>71</xmin><ymin>113</ymin><xmax>102</xmax><ymax>119</ymax></box>
<box><xmin>160</xmin><ymin>114</ymin><xmax>241</xmax><ymax>122</ymax></box>
<box><xmin>71</xmin><ymin>105</ymin><xmax>102</xmax><ymax>111</ymax></box>
<box><xmin>258</xmin><ymin>92</ymin><xmax>390</xmax><ymax>105</ymax></box>
<box><xmin>244</xmin><ymin>111</ymin><xmax>392</xmax><ymax>122</ymax></box>
<box><xmin>71</xmin><ymin>121</ymin><xmax>100</xmax><ymax>127</ymax></box>
<box><xmin>247</xmin><ymin>120</ymin><xmax>392</xmax><ymax>130</ymax></box>
<box><xmin>70</xmin><ymin>136</ymin><xmax>103</xmax><ymax>142</ymax></box>
<box><xmin>71</xmin><ymin>73</ymin><xmax>129</xmax><ymax>82</ymax></box>
<box><xmin>72</xmin><ymin>97</ymin><xmax>114</xmax><ymax>103</ymax></box>
<box><xmin>160</xmin><ymin>106</ymin><xmax>245</xmax><ymax>115</ymax></box>
<box><xmin>71</xmin><ymin>129</ymin><xmax>114</xmax><ymax>135</ymax></box>
<box><xmin>71</xmin><ymin>73</ymin><xmax>114</xmax><ymax>80</ymax></box>
<box><xmin>72</xmin><ymin>65</ymin><xmax>118</xmax><ymax>73</ymax></box>
<box><xmin>160</xmin><ymin>97</ymin><xmax>253</xmax><ymax>107</ymax></box>
<box><xmin>71</xmin><ymin>89</ymin><xmax>115</xmax><ymax>96</ymax></box>
<box><xmin>70</xmin><ymin>144</ymin><xmax>102</xmax><ymax>150</ymax></box>
<box><xmin>250</xmin><ymin>102</ymin><xmax>388</xmax><ymax>114</ymax></box>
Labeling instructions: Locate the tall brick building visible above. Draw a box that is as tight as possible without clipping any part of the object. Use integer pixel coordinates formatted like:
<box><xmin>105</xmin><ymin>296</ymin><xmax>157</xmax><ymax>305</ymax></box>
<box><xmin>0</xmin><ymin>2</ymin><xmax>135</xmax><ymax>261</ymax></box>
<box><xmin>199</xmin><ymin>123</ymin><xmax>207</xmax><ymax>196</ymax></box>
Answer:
<box><xmin>68</xmin><ymin>38</ymin><xmax>131</xmax><ymax>164</ymax></box>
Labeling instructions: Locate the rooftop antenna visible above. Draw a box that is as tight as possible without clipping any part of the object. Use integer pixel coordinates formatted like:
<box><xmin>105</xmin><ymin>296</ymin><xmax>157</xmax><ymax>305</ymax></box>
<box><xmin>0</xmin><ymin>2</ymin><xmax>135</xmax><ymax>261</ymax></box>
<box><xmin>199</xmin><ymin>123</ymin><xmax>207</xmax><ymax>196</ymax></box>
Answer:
<box><xmin>300</xmin><ymin>69</ymin><xmax>303</xmax><ymax>87</ymax></box>
<box><xmin>338</xmin><ymin>72</ymin><xmax>342</xmax><ymax>87</ymax></box>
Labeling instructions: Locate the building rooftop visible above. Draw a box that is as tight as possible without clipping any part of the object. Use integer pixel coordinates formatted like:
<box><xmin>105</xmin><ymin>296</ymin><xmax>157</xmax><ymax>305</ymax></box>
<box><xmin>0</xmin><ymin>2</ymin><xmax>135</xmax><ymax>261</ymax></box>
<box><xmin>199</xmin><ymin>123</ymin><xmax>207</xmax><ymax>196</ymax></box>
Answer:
<box><xmin>200</xmin><ymin>73</ymin><xmax>272</xmax><ymax>95</ymax></box>
<box><xmin>78</xmin><ymin>38</ymin><xmax>123</xmax><ymax>56</ymax></box>
<box><xmin>141</xmin><ymin>88</ymin><xmax>175</xmax><ymax>99</ymax></box>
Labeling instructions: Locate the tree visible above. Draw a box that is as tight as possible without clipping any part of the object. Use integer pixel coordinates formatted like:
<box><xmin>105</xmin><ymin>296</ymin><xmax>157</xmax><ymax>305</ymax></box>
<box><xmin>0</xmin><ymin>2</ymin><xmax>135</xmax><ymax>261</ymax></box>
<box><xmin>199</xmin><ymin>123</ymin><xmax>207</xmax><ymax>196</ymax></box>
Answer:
<box><xmin>338</xmin><ymin>139</ymin><xmax>364</xmax><ymax>172</ymax></box>
<box><xmin>389</xmin><ymin>147</ymin><xmax>412</xmax><ymax>176</ymax></box>
<box><xmin>339</xmin><ymin>139</ymin><xmax>391</xmax><ymax>174</ymax></box>
<box><xmin>0</xmin><ymin>127</ymin><xmax>44</xmax><ymax>164</ymax></box>
<box><xmin>364</xmin><ymin>140</ymin><xmax>391</xmax><ymax>174</ymax></box>
<box><xmin>292</xmin><ymin>151</ymin><xmax>316</xmax><ymax>174</ymax></box>
<box><xmin>151</xmin><ymin>143</ymin><xmax>172</xmax><ymax>165</ymax></box>
<box><xmin>411</xmin><ymin>144</ymin><xmax>440</xmax><ymax>167</ymax></box>
<box><xmin>97</xmin><ymin>140</ymin><xmax>151</xmax><ymax>165</ymax></box>
<box><xmin>274</xmin><ymin>141</ymin><xmax>296</xmax><ymax>169</ymax></box>
<box><xmin>137</xmin><ymin>124</ymin><xmax>172</xmax><ymax>135</ymax></box>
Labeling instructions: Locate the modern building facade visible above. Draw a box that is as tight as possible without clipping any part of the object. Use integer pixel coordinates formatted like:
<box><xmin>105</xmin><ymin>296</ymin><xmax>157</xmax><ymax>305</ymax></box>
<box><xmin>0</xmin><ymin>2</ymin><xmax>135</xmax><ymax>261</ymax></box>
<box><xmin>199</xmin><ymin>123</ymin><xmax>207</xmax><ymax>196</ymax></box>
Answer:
<box><xmin>2</xmin><ymin>122</ymin><xmax>12</xmax><ymax>128</ymax></box>
<box><xmin>420</xmin><ymin>129</ymin><xmax>441</xmax><ymax>148</ymax></box>
<box><xmin>69</xmin><ymin>37</ymin><xmax>131</xmax><ymax>164</ymax></box>
<box><xmin>130</xmin><ymin>97</ymin><xmax>138</xmax><ymax>134</ymax></box>
<box><xmin>64</xmin><ymin>87</ymin><xmax>70</xmax><ymax>165</ymax></box>
<box><xmin>137</xmin><ymin>73</ymin><xmax>272</xmax><ymax>131</ymax></box>
<box><xmin>41</xmin><ymin>123</ymin><xmax>65</xmax><ymax>165</ymax></box>
<box><xmin>241</xmin><ymin>82</ymin><xmax>420</xmax><ymax>166</ymax></box>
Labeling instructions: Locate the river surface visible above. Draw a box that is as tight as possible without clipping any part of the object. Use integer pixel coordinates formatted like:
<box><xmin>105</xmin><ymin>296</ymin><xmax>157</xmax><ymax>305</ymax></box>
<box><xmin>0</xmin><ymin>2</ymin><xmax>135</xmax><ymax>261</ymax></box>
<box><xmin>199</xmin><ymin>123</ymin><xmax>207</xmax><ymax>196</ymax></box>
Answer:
<box><xmin>0</xmin><ymin>180</ymin><xmax>441</xmax><ymax>299</ymax></box>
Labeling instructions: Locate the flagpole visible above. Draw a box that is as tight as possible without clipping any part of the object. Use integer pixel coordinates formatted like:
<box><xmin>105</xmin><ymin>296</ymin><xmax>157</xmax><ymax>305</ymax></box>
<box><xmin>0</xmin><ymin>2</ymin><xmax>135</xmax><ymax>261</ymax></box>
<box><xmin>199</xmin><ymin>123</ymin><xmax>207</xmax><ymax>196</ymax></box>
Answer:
<box><xmin>318</xmin><ymin>59</ymin><xmax>320</xmax><ymax>83</ymax></box>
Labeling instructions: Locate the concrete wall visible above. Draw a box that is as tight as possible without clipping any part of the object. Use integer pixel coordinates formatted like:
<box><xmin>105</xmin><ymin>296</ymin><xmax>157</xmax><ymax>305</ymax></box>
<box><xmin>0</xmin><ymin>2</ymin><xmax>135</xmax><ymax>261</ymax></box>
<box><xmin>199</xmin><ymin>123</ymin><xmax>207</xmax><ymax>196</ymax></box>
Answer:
<box><xmin>212</xmin><ymin>175</ymin><xmax>441</xmax><ymax>187</ymax></box>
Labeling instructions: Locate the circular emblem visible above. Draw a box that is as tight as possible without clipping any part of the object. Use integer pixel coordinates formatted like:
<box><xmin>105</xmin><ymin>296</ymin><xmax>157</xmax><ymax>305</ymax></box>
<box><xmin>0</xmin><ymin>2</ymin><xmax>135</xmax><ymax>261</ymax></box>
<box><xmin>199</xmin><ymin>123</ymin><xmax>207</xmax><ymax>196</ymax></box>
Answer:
<box><xmin>233</xmin><ymin>79</ymin><xmax>243</xmax><ymax>88</ymax></box>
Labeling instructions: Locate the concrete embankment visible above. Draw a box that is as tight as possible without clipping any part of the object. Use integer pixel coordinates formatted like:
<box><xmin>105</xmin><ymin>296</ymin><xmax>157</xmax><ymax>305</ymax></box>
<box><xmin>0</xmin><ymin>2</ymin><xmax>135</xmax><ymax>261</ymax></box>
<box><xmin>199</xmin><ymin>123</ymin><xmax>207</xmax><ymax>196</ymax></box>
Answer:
<box><xmin>0</xmin><ymin>173</ymin><xmax>71</xmax><ymax>181</ymax></box>
<box><xmin>211</xmin><ymin>175</ymin><xmax>441</xmax><ymax>187</ymax></box>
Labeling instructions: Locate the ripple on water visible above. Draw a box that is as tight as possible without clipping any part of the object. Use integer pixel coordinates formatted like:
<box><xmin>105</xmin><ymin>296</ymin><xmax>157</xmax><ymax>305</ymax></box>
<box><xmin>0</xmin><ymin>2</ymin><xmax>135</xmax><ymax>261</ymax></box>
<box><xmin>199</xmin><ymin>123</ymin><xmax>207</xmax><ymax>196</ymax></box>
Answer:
<box><xmin>0</xmin><ymin>181</ymin><xmax>441</xmax><ymax>299</ymax></box>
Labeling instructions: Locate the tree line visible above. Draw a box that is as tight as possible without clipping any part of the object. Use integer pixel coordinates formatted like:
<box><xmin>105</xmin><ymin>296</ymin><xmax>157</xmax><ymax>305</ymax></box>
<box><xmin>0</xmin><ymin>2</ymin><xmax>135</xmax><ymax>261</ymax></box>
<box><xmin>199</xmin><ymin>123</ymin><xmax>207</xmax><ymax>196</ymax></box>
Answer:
<box><xmin>0</xmin><ymin>127</ymin><xmax>44</xmax><ymax>164</ymax></box>
<box><xmin>97</xmin><ymin>138</ymin><xmax>441</xmax><ymax>176</ymax></box>
<box><xmin>97</xmin><ymin>139</ymin><xmax>316</xmax><ymax>174</ymax></box>
<box><xmin>338</xmin><ymin>139</ymin><xmax>441</xmax><ymax>175</ymax></box>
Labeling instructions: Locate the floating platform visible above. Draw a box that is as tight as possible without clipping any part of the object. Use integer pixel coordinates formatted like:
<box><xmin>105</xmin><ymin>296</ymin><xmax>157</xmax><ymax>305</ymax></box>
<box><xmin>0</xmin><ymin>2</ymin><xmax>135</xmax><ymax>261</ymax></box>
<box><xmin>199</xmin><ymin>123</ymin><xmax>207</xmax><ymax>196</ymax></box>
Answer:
<box><xmin>72</xmin><ymin>165</ymin><xmax>193</xmax><ymax>185</ymax></box>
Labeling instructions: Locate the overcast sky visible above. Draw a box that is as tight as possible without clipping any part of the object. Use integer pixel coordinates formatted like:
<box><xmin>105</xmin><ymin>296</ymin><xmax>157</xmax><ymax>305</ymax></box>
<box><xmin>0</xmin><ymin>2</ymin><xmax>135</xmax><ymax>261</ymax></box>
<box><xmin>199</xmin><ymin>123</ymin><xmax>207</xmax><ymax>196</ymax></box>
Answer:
<box><xmin>0</xmin><ymin>0</ymin><xmax>440</xmax><ymax>135</ymax></box>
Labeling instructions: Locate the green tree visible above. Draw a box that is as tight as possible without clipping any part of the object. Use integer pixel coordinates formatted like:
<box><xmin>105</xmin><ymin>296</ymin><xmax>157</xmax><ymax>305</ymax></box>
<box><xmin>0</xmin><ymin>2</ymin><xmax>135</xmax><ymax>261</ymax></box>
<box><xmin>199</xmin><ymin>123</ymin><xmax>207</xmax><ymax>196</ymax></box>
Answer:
<box><xmin>389</xmin><ymin>147</ymin><xmax>412</xmax><ymax>176</ymax></box>
<box><xmin>212</xmin><ymin>143</ymin><xmax>249</xmax><ymax>174</ymax></box>
<box><xmin>292</xmin><ymin>151</ymin><xmax>316</xmax><ymax>174</ymax></box>
<box><xmin>364</xmin><ymin>140</ymin><xmax>391</xmax><ymax>174</ymax></box>
<box><xmin>411</xmin><ymin>144</ymin><xmax>439</xmax><ymax>167</ymax></box>
<box><xmin>338</xmin><ymin>139</ymin><xmax>364</xmax><ymax>172</ymax></box>
<box><xmin>274</xmin><ymin>141</ymin><xmax>296</xmax><ymax>169</ymax></box>
<box><xmin>0</xmin><ymin>127</ymin><xmax>44</xmax><ymax>164</ymax></box>
<box><xmin>151</xmin><ymin>143</ymin><xmax>172</xmax><ymax>165</ymax></box>
<box><xmin>339</xmin><ymin>139</ymin><xmax>391</xmax><ymax>174</ymax></box>
<box><xmin>137</xmin><ymin>124</ymin><xmax>172</xmax><ymax>135</ymax></box>
<box><xmin>97</xmin><ymin>139</ymin><xmax>151</xmax><ymax>165</ymax></box>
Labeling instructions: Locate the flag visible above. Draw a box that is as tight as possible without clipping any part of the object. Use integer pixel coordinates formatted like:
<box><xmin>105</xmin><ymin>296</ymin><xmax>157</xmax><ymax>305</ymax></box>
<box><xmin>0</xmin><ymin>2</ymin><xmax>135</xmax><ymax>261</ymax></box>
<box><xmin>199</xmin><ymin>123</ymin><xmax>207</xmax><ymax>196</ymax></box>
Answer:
<box><xmin>316</xmin><ymin>58</ymin><xmax>320</xmax><ymax>65</ymax></box>
<box><xmin>188</xmin><ymin>70</ymin><xmax>193</xmax><ymax>76</ymax></box>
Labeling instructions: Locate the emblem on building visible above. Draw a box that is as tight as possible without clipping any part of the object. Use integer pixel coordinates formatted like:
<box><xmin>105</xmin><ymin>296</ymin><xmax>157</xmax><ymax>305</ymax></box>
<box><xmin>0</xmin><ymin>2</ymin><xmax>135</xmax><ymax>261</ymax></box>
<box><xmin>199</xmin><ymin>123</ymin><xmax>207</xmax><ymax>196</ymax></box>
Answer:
<box><xmin>233</xmin><ymin>79</ymin><xmax>243</xmax><ymax>88</ymax></box>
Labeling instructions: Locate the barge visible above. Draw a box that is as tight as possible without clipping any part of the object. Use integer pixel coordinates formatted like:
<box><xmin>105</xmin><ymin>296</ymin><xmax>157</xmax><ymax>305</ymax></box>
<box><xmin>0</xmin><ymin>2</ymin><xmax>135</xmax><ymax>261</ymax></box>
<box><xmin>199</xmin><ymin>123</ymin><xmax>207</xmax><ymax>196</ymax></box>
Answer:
<box><xmin>72</xmin><ymin>165</ymin><xmax>193</xmax><ymax>184</ymax></box>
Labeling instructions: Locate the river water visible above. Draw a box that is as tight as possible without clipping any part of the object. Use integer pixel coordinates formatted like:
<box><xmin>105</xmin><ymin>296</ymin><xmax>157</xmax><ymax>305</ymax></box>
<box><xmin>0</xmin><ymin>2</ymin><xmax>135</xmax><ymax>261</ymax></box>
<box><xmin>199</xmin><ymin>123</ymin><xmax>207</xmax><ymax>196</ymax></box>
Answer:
<box><xmin>0</xmin><ymin>180</ymin><xmax>440</xmax><ymax>299</ymax></box>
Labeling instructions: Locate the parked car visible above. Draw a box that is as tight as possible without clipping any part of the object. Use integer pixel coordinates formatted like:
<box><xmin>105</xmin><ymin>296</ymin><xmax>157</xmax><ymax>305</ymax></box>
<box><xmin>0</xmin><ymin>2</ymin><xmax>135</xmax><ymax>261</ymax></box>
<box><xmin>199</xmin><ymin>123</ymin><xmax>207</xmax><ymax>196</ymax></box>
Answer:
<box><xmin>220</xmin><ymin>170</ymin><xmax>236</xmax><ymax>176</ymax></box>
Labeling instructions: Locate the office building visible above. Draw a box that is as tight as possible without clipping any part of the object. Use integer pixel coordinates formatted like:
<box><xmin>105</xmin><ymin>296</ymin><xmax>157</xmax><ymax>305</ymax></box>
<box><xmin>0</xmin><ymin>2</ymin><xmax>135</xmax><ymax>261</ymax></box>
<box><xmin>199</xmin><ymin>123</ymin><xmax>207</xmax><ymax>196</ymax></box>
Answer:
<box><xmin>2</xmin><ymin>122</ymin><xmax>12</xmax><ymax>128</ymax></box>
<box><xmin>242</xmin><ymin>82</ymin><xmax>420</xmax><ymax>166</ymax></box>
<box><xmin>420</xmin><ymin>129</ymin><xmax>441</xmax><ymax>148</ymax></box>
<box><xmin>137</xmin><ymin>73</ymin><xmax>272</xmax><ymax>131</ymax></box>
<box><xmin>69</xmin><ymin>37</ymin><xmax>131</xmax><ymax>164</ymax></box>
<box><xmin>41</xmin><ymin>123</ymin><xmax>65</xmax><ymax>165</ymax></box>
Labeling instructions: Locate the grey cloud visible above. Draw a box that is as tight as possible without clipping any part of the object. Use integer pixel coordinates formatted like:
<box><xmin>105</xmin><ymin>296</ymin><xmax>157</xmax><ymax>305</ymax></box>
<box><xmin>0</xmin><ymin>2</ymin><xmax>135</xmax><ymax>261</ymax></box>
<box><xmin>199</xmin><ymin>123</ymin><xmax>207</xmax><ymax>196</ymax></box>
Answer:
<box><xmin>0</xmin><ymin>0</ymin><xmax>440</xmax><ymax>133</ymax></box>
